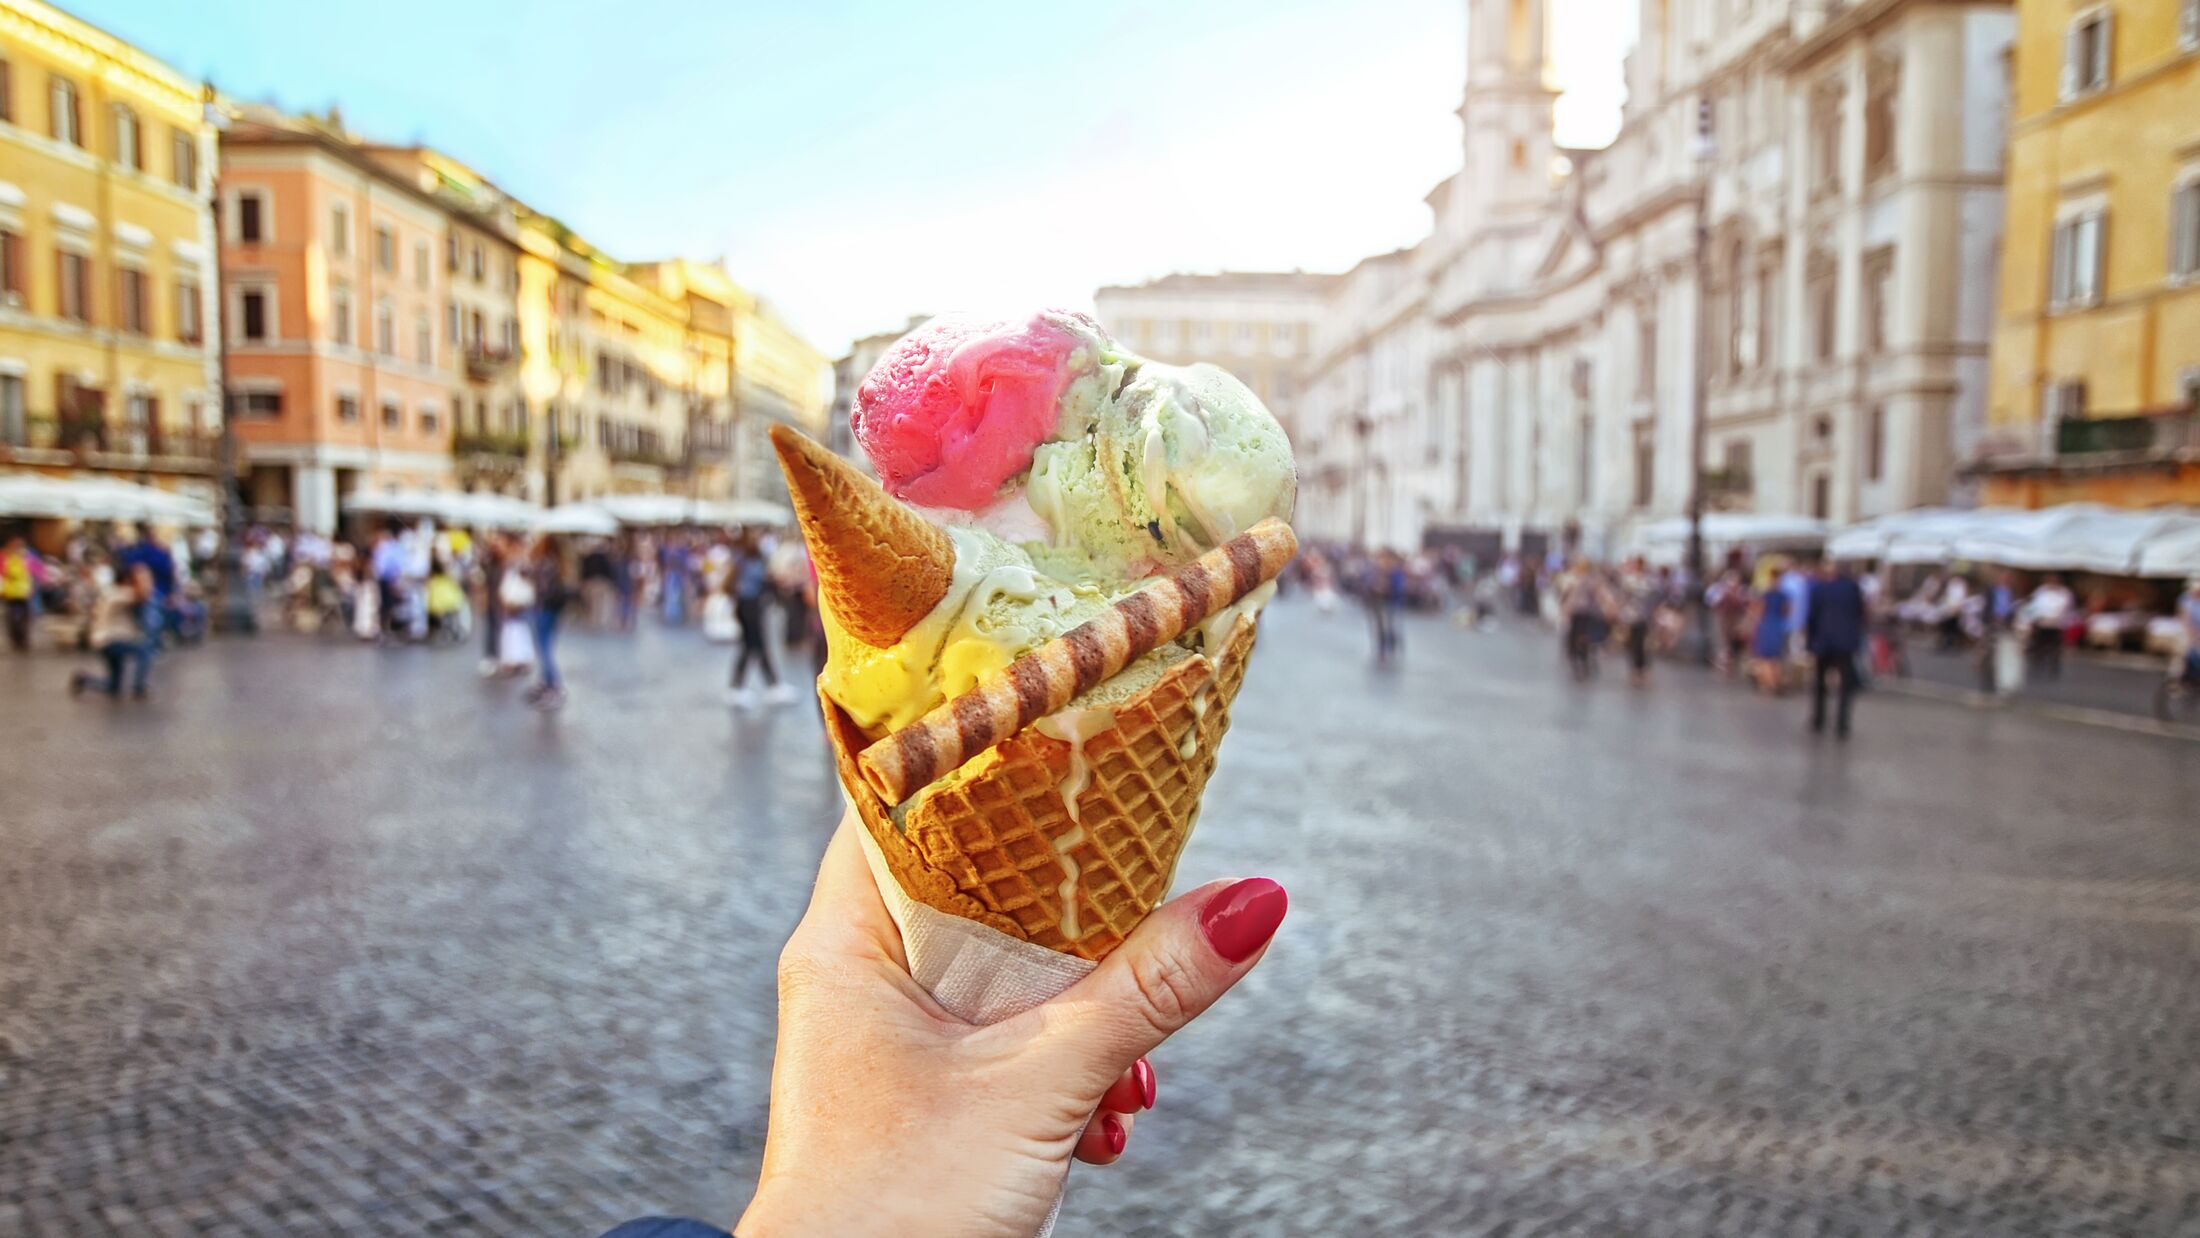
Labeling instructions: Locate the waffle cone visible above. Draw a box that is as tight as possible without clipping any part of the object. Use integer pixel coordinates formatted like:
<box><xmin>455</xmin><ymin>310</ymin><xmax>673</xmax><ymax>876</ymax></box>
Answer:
<box><xmin>770</xmin><ymin>424</ymin><xmax>955</xmax><ymax>648</ymax></box>
<box><xmin>822</xmin><ymin>615</ymin><xmax>1261</xmax><ymax>962</ymax></box>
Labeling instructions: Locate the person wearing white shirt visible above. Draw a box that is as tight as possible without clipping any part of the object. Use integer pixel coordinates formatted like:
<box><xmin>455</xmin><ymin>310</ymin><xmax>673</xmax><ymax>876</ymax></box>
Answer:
<box><xmin>2021</xmin><ymin>575</ymin><xmax>2076</xmax><ymax>679</ymax></box>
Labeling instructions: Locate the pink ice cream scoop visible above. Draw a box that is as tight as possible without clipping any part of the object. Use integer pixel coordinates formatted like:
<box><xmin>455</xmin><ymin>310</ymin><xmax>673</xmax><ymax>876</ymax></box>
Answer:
<box><xmin>853</xmin><ymin>311</ymin><xmax>1094</xmax><ymax>511</ymax></box>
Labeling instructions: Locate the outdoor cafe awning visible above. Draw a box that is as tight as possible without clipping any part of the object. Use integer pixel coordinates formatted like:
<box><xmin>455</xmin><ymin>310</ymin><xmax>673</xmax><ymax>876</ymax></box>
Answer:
<box><xmin>1828</xmin><ymin>503</ymin><xmax>2200</xmax><ymax>577</ymax></box>
<box><xmin>0</xmin><ymin>473</ymin><xmax>218</xmax><ymax>525</ymax></box>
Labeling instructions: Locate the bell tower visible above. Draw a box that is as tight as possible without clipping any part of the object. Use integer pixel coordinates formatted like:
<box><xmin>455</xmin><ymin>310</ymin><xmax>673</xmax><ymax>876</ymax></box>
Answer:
<box><xmin>1460</xmin><ymin>0</ymin><xmax>1559</xmax><ymax>222</ymax></box>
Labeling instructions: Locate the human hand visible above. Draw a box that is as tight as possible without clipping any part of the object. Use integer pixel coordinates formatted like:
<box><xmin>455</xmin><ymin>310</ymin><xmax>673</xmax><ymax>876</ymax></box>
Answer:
<box><xmin>734</xmin><ymin>818</ymin><xmax>1288</xmax><ymax>1238</ymax></box>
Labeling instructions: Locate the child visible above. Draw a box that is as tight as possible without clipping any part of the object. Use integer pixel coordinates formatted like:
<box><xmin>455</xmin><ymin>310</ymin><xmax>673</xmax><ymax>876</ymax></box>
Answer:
<box><xmin>426</xmin><ymin>563</ymin><xmax>469</xmax><ymax>642</ymax></box>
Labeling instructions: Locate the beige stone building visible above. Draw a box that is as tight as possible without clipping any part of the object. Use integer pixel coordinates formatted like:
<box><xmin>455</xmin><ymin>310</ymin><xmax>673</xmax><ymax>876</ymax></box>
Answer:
<box><xmin>1300</xmin><ymin>0</ymin><xmax>2016</xmax><ymax>558</ymax></box>
<box><xmin>1092</xmin><ymin>272</ymin><xmax>1335</xmax><ymax>446</ymax></box>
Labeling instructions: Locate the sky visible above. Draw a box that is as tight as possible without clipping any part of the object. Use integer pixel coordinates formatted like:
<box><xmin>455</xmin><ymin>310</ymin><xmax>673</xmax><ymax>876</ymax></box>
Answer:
<box><xmin>77</xmin><ymin>0</ymin><xmax>1633</xmax><ymax>355</ymax></box>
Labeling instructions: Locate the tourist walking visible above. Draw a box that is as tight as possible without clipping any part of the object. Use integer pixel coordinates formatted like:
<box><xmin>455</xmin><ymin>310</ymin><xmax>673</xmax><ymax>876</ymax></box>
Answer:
<box><xmin>525</xmin><ymin>538</ymin><xmax>570</xmax><ymax>710</ymax></box>
<box><xmin>728</xmin><ymin>535</ymin><xmax>792</xmax><ymax>706</ymax></box>
<box><xmin>1616</xmin><ymin>556</ymin><xmax>1657</xmax><ymax>686</ymax></box>
<box><xmin>68</xmin><ymin>563</ymin><xmax>158</xmax><ymax>701</ymax></box>
<box><xmin>1805</xmin><ymin>559</ymin><xmax>1867</xmax><ymax>739</ymax></box>
<box><xmin>1749</xmin><ymin>560</ymin><xmax>1793</xmax><ymax>695</ymax></box>
<box><xmin>1556</xmin><ymin>560</ymin><xmax>1607</xmax><ymax>682</ymax></box>
<box><xmin>3</xmin><ymin>533</ymin><xmax>50</xmax><ymax>652</ymax></box>
<box><xmin>2020</xmin><ymin>574</ymin><xmax>2075</xmax><ymax>680</ymax></box>
<box><xmin>1365</xmin><ymin>549</ymin><xmax>1406</xmax><ymax>666</ymax></box>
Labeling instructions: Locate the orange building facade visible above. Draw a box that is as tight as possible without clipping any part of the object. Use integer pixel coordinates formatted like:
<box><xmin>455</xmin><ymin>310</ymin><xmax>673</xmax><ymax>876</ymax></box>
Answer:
<box><xmin>219</xmin><ymin>115</ymin><xmax>453</xmax><ymax>531</ymax></box>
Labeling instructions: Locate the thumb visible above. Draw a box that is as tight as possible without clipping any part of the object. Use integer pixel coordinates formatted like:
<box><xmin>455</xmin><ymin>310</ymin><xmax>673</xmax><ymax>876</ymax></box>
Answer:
<box><xmin>1014</xmin><ymin>876</ymin><xmax>1288</xmax><ymax>1098</ymax></box>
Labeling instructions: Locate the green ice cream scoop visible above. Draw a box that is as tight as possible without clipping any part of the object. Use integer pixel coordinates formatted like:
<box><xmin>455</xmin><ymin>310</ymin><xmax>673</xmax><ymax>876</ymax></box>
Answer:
<box><xmin>1027</xmin><ymin>359</ymin><xmax>1296</xmax><ymax>576</ymax></box>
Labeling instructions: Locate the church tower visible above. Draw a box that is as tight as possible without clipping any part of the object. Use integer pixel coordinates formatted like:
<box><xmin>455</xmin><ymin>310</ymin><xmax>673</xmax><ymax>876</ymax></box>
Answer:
<box><xmin>1459</xmin><ymin>0</ymin><xmax>1559</xmax><ymax>224</ymax></box>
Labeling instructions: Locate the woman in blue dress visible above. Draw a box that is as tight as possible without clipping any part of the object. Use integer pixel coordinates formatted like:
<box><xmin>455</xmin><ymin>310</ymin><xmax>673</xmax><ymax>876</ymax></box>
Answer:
<box><xmin>1751</xmin><ymin>567</ymin><xmax>1792</xmax><ymax>695</ymax></box>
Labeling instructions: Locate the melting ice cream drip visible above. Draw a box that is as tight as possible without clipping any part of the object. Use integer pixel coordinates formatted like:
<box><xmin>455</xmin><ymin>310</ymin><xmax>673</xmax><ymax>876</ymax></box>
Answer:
<box><xmin>1035</xmin><ymin>707</ymin><xmax>1117</xmax><ymax>942</ymax></box>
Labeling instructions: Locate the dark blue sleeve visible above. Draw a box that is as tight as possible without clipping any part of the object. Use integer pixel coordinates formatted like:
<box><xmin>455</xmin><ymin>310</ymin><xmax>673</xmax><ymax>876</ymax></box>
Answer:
<box><xmin>595</xmin><ymin>1219</ymin><xmax>730</xmax><ymax>1238</ymax></box>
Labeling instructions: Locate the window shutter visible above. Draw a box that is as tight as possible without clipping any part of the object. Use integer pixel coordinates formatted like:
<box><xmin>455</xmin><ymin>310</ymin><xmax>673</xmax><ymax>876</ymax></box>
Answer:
<box><xmin>2176</xmin><ymin>184</ymin><xmax>2199</xmax><ymax>278</ymax></box>
<box><xmin>2087</xmin><ymin>210</ymin><xmax>2107</xmax><ymax>304</ymax></box>
<box><xmin>2185</xmin><ymin>0</ymin><xmax>2200</xmax><ymax>47</ymax></box>
<box><xmin>2061</xmin><ymin>22</ymin><xmax>2079</xmax><ymax>100</ymax></box>
<box><xmin>2092</xmin><ymin>11</ymin><xmax>2112</xmax><ymax>91</ymax></box>
<box><xmin>2049</xmin><ymin>220</ymin><xmax>2069</xmax><ymax>304</ymax></box>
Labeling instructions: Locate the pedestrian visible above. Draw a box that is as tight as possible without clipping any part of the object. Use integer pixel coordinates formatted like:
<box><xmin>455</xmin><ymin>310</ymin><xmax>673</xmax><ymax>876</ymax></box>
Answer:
<box><xmin>68</xmin><ymin>563</ymin><xmax>158</xmax><ymax>701</ymax></box>
<box><xmin>525</xmin><ymin>537</ymin><xmax>570</xmax><ymax>710</ymax></box>
<box><xmin>773</xmin><ymin>537</ymin><xmax>814</xmax><ymax>658</ymax></box>
<box><xmin>1706</xmin><ymin>568</ymin><xmax>1752</xmax><ymax>675</ymax></box>
<box><xmin>2020</xmin><ymin>573</ymin><xmax>2075</xmax><ymax>679</ymax></box>
<box><xmin>1365</xmin><ymin>549</ymin><xmax>1405</xmax><ymax>665</ymax></box>
<box><xmin>1805</xmin><ymin>559</ymin><xmax>1867</xmax><ymax>739</ymax></box>
<box><xmin>494</xmin><ymin>543</ymin><xmax>537</xmax><ymax>679</ymax></box>
<box><xmin>729</xmin><ymin>533</ymin><xmax>793</xmax><ymax>706</ymax></box>
<box><xmin>1617</xmin><ymin>556</ymin><xmax>1656</xmax><ymax>686</ymax></box>
<box><xmin>369</xmin><ymin>523</ymin><xmax>405</xmax><ymax>642</ymax></box>
<box><xmin>3</xmin><ymin>533</ymin><xmax>51</xmax><ymax>652</ymax></box>
<box><xmin>1749</xmin><ymin>558</ymin><xmax>1792</xmax><ymax>695</ymax></box>
<box><xmin>1557</xmin><ymin>559</ymin><xmax>1607</xmax><ymax>682</ymax></box>
<box><xmin>115</xmin><ymin>523</ymin><xmax>178</xmax><ymax>643</ymax></box>
<box><xmin>477</xmin><ymin>532</ymin><xmax>506</xmax><ymax>675</ymax></box>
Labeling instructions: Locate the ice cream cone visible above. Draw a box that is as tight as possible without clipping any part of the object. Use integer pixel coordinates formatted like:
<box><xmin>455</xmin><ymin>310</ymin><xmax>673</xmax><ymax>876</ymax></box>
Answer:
<box><xmin>770</xmin><ymin>424</ymin><xmax>956</xmax><ymax>649</ymax></box>
<box><xmin>821</xmin><ymin>614</ymin><xmax>1261</xmax><ymax>962</ymax></box>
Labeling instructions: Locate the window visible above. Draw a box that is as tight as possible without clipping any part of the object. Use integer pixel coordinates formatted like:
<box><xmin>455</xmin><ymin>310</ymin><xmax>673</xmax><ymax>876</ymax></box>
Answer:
<box><xmin>1808</xmin><ymin>260</ymin><xmax>1837</xmax><ymax>362</ymax></box>
<box><xmin>2063</xmin><ymin>9</ymin><xmax>2112</xmax><ymax>100</ymax></box>
<box><xmin>170</xmin><ymin>127</ymin><xmax>195</xmax><ymax>190</ymax></box>
<box><xmin>469</xmin><ymin>242</ymin><xmax>485</xmax><ymax>282</ymax></box>
<box><xmin>445</xmin><ymin>234</ymin><xmax>459</xmax><ymax>272</ymax></box>
<box><xmin>1633</xmin><ymin>436</ymin><xmax>1654</xmax><ymax>508</ymax></box>
<box><xmin>1722</xmin><ymin>439</ymin><xmax>1754</xmax><ymax>490</ymax></box>
<box><xmin>468</xmin><ymin>310</ymin><xmax>485</xmax><ymax>350</ymax></box>
<box><xmin>1636</xmin><ymin>315</ymin><xmax>1657</xmax><ymax>397</ymax></box>
<box><xmin>112</xmin><ymin>105</ymin><xmax>140</xmax><ymax>171</ymax></box>
<box><xmin>2172</xmin><ymin>179</ymin><xmax>2200</xmax><ymax>280</ymax></box>
<box><xmin>381</xmin><ymin>398</ymin><xmax>401</xmax><ymax>429</ymax></box>
<box><xmin>0</xmin><ymin>228</ymin><xmax>22</xmax><ymax>305</ymax></box>
<box><xmin>1809</xmin><ymin>77</ymin><xmax>1843</xmax><ymax>197</ymax></box>
<box><xmin>175</xmin><ymin>276</ymin><xmax>202</xmax><ymax>343</ymax></box>
<box><xmin>1863</xmin><ymin>248</ymin><xmax>1895</xmax><ymax>353</ymax></box>
<box><xmin>227</xmin><ymin>389</ymin><xmax>282</xmax><ymax>419</ymax></box>
<box><xmin>1866</xmin><ymin>404</ymin><xmax>1886</xmax><ymax>482</ymax></box>
<box><xmin>447</xmin><ymin>301</ymin><xmax>460</xmax><ymax>344</ymax></box>
<box><xmin>0</xmin><ymin>375</ymin><xmax>23</xmax><ymax>446</ymax></box>
<box><xmin>2042</xmin><ymin>380</ymin><xmax>2087</xmax><ymax>453</ymax></box>
<box><xmin>1863</xmin><ymin>49</ymin><xmax>1898</xmax><ymax>183</ymax></box>
<box><xmin>415</xmin><ymin>312</ymin><xmax>433</xmax><ymax>365</ymax></box>
<box><xmin>375</xmin><ymin>225</ymin><xmax>395</xmax><ymax>273</ymax></box>
<box><xmin>1755</xmin><ymin>263</ymin><xmax>1778</xmax><ymax>370</ymax></box>
<box><xmin>1810</xmin><ymin>473</ymin><xmax>1831</xmax><ymax>520</ymax></box>
<box><xmin>414</xmin><ymin>240</ymin><xmax>429</xmax><ymax>289</ymax></box>
<box><xmin>1725</xmin><ymin>240</ymin><xmax>1749</xmax><ymax>374</ymax></box>
<box><xmin>239</xmin><ymin>288</ymin><xmax>268</xmax><ymax>341</ymax></box>
<box><xmin>0</xmin><ymin>56</ymin><xmax>12</xmax><ymax>125</ymax></box>
<box><xmin>2049</xmin><ymin>209</ymin><xmax>2105</xmax><ymax>308</ymax></box>
<box><xmin>336</xmin><ymin>393</ymin><xmax>360</xmax><ymax>423</ymax></box>
<box><xmin>57</xmin><ymin>249</ymin><xmax>92</xmax><ymax>322</ymax></box>
<box><xmin>50</xmin><ymin>74</ymin><xmax>81</xmax><ymax>148</ymax></box>
<box><xmin>117</xmin><ymin>266</ymin><xmax>148</xmax><ymax>334</ymax></box>
<box><xmin>329</xmin><ymin>202</ymin><xmax>350</xmax><ymax>256</ymax></box>
<box><xmin>419</xmin><ymin>404</ymin><xmax>439</xmax><ymax>435</ymax></box>
<box><xmin>330</xmin><ymin>284</ymin><xmax>352</xmax><ymax>346</ymax></box>
<box><xmin>236</xmin><ymin>191</ymin><xmax>266</xmax><ymax>243</ymax></box>
<box><xmin>502</xmin><ymin>317</ymin><xmax>518</xmax><ymax>353</ymax></box>
<box><xmin>375</xmin><ymin>302</ymin><xmax>394</xmax><ymax>355</ymax></box>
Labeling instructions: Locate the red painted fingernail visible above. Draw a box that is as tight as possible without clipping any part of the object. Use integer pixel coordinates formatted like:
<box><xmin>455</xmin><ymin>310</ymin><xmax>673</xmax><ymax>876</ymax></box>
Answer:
<box><xmin>1199</xmin><ymin>877</ymin><xmax>1288</xmax><ymax>963</ymax></box>
<box><xmin>1102</xmin><ymin>1112</ymin><xmax>1127</xmax><ymax>1156</ymax></box>
<box><xmin>1133</xmin><ymin>1058</ymin><xmax>1158</xmax><ymax>1111</ymax></box>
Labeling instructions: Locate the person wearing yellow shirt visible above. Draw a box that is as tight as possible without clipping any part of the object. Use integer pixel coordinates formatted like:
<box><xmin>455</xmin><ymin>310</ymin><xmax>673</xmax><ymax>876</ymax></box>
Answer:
<box><xmin>2</xmin><ymin>534</ymin><xmax>51</xmax><ymax>653</ymax></box>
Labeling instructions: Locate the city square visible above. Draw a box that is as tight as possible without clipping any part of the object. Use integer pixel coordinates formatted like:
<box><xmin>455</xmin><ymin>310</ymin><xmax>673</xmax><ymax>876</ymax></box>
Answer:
<box><xmin>3</xmin><ymin>607</ymin><xmax>2195</xmax><ymax>1236</ymax></box>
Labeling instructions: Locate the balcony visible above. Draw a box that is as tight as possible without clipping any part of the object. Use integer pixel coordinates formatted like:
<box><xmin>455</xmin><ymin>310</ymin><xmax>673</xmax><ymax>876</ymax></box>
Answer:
<box><xmin>0</xmin><ymin>411</ymin><xmax>217</xmax><ymax>472</ymax></box>
<box><xmin>1702</xmin><ymin>467</ymin><xmax>1755</xmax><ymax>511</ymax></box>
<box><xmin>464</xmin><ymin>345</ymin><xmax>518</xmax><ymax>382</ymax></box>
<box><xmin>606</xmin><ymin>441</ymin><xmax>680</xmax><ymax>471</ymax></box>
<box><xmin>452</xmin><ymin>428</ymin><xmax>531</xmax><ymax>460</ymax></box>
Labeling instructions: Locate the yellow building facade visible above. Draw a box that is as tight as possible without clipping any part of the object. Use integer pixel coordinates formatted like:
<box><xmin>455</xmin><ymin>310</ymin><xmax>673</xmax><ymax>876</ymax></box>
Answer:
<box><xmin>1979</xmin><ymin>0</ymin><xmax>2200</xmax><ymax>506</ymax></box>
<box><xmin>0</xmin><ymin>0</ymin><xmax>220</xmax><ymax>505</ymax></box>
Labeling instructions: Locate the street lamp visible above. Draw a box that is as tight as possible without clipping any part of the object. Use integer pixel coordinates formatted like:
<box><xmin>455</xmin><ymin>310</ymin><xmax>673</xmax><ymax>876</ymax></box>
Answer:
<box><xmin>203</xmin><ymin>86</ymin><xmax>255</xmax><ymax>636</ymax></box>
<box><xmin>1684</xmin><ymin>96</ymin><xmax>1716</xmax><ymax>664</ymax></box>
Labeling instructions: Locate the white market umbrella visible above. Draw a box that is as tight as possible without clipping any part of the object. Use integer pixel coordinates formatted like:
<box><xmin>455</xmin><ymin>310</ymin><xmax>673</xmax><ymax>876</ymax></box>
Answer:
<box><xmin>2135</xmin><ymin>523</ymin><xmax>2200</xmax><ymax>578</ymax></box>
<box><xmin>344</xmin><ymin>487</ymin><xmax>451</xmax><ymax>518</ymax></box>
<box><xmin>693</xmin><ymin>497</ymin><xmax>792</xmax><ymax>527</ymax></box>
<box><xmin>442</xmin><ymin>492</ymin><xmax>543</xmax><ymax>529</ymax></box>
<box><xmin>0</xmin><ymin>474</ymin><xmax>215</xmax><ymax>524</ymax></box>
<box><xmin>1949</xmin><ymin>504</ymin><xmax>2198</xmax><ymax>574</ymax></box>
<box><xmin>534</xmin><ymin>504</ymin><xmax>620</xmax><ymax>536</ymax></box>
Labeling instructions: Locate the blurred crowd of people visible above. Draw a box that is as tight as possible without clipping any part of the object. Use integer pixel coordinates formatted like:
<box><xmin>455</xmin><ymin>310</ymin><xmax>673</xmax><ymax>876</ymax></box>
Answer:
<box><xmin>1286</xmin><ymin>538</ymin><xmax>2200</xmax><ymax>733</ymax></box>
<box><xmin>2</xmin><ymin>517</ymin><xmax>822</xmax><ymax>713</ymax></box>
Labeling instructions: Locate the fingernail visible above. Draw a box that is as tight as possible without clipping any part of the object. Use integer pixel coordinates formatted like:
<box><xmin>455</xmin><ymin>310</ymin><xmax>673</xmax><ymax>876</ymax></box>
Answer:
<box><xmin>1102</xmin><ymin>1112</ymin><xmax>1127</xmax><ymax>1156</ymax></box>
<box><xmin>1199</xmin><ymin>877</ymin><xmax>1288</xmax><ymax>963</ymax></box>
<box><xmin>1133</xmin><ymin>1058</ymin><xmax>1158</xmax><ymax>1111</ymax></box>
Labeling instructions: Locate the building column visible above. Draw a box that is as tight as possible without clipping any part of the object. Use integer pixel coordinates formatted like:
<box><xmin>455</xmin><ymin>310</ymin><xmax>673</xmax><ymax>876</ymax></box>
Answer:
<box><xmin>294</xmin><ymin>464</ymin><xmax>338</xmax><ymax>535</ymax></box>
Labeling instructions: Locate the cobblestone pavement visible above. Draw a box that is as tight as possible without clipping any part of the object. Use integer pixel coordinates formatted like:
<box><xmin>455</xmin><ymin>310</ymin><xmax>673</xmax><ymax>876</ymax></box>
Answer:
<box><xmin>2</xmin><ymin>602</ymin><xmax>2196</xmax><ymax>1236</ymax></box>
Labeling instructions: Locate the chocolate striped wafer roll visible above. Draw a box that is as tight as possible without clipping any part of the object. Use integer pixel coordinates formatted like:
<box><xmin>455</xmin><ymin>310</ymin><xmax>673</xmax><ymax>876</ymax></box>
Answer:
<box><xmin>858</xmin><ymin>517</ymin><xmax>1298</xmax><ymax>804</ymax></box>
